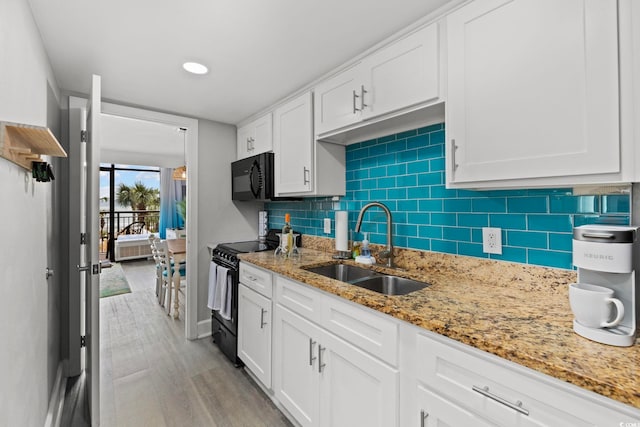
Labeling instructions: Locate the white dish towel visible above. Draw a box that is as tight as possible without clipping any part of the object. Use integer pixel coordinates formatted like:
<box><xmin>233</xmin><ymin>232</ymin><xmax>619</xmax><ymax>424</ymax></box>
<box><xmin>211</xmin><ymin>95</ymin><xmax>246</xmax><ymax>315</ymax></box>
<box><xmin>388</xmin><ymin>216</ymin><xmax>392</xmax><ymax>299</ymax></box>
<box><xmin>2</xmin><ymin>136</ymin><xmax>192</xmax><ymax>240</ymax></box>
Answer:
<box><xmin>219</xmin><ymin>273</ymin><xmax>233</xmax><ymax>321</ymax></box>
<box><xmin>214</xmin><ymin>265</ymin><xmax>229</xmax><ymax>311</ymax></box>
<box><xmin>207</xmin><ymin>261</ymin><xmax>217</xmax><ymax>310</ymax></box>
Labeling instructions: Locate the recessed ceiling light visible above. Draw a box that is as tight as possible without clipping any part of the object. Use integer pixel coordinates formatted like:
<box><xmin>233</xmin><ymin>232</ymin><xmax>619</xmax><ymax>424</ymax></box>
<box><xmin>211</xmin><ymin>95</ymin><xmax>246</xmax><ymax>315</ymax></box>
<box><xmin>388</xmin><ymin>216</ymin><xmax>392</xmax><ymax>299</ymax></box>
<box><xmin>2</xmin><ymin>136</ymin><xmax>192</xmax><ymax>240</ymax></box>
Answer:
<box><xmin>183</xmin><ymin>62</ymin><xmax>208</xmax><ymax>75</ymax></box>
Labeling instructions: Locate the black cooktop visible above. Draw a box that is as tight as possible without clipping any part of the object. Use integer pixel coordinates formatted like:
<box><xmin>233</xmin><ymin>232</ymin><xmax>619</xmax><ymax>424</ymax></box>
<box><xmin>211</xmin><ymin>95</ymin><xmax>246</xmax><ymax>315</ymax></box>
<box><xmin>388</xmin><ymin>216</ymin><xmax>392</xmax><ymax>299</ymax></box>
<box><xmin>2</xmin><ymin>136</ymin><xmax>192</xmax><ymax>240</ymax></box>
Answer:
<box><xmin>215</xmin><ymin>229</ymin><xmax>300</xmax><ymax>255</ymax></box>
<box><xmin>217</xmin><ymin>240</ymin><xmax>275</xmax><ymax>254</ymax></box>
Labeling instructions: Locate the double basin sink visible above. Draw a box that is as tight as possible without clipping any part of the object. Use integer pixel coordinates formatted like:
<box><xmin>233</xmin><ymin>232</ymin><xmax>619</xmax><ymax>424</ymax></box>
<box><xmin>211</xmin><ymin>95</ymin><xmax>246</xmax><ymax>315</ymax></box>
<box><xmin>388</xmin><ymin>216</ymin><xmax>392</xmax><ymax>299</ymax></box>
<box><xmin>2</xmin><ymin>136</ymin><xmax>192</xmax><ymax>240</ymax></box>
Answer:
<box><xmin>303</xmin><ymin>263</ymin><xmax>429</xmax><ymax>296</ymax></box>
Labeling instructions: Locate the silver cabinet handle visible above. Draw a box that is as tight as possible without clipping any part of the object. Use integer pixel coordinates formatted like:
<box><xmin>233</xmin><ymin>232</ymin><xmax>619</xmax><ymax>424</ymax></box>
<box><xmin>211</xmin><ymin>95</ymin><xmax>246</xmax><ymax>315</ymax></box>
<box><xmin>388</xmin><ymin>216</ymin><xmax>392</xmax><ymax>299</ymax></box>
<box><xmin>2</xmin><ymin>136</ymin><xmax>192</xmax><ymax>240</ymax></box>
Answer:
<box><xmin>360</xmin><ymin>85</ymin><xmax>368</xmax><ymax>110</ymax></box>
<box><xmin>246</xmin><ymin>137</ymin><xmax>251</xmax><ymax>151</ymax></box>
<box><xmin>309</xmin><ymin>339</ymin><xmax>316</xmax><ymax>366</ymax></box>
<box><xmin>472</xmin><ymin>385</ymin><xmax>529</xmax><ymax>416</ymax></box>
<box><xmin>450</xmin><ymin>139</ymin><xmax>458</xmax><ymax>173</ymax></box>
<box><xmin>420</xmin><ymin>410</ymin><xmax>429</xmax><ymax>427</ymax></box>
<box><xmin>260</xmin><ymin>308</ymin><xmax>267</xmax><ymax>329</ymax></box>
<box><xmin>318</xmin><ymin>345</ymin><xmax>326</xmax><ymax>373</ymax></box>
<box><xmin>45</xmin><ymin>268</ymin><xmax>55</xmax><ymax>280</ymax></box>
<box><xmin>582</xmin><ymin>232</ymin><xmax>615</xmax><ymax>239</ymax></box>
<box><xmin>303</xmin><ymin>167</ymin><xmax>310</xmax><ymax>185</ymax></box>
<box><xmin>353</xmin><ymin>89</ymin><xmax>361</xmax><ymax>113</ymax></box>
<box><xmin>245</xmin><ymin>274</ymin><xmax>257</xmax><ymax>282</ymax></box>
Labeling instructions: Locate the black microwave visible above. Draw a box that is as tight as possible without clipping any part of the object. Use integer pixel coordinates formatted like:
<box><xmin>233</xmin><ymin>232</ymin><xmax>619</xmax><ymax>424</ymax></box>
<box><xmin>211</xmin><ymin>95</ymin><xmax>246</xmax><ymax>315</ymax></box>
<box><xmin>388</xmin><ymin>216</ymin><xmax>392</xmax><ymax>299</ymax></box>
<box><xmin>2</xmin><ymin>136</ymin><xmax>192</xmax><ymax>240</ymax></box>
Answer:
<box><xmin>231</xmin><ymin>152</ymin><xmax>275</xmax><ymax>201</ymax></box>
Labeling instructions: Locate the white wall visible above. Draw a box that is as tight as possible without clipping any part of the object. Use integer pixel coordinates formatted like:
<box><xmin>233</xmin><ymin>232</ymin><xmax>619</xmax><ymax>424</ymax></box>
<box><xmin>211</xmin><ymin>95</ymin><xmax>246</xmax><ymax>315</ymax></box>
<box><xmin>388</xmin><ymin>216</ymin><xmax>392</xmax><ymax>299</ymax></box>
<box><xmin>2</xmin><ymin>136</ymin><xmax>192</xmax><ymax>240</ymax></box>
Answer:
<box><xmin>0</xmin><ymin>0</ymin><xmax>62</xmax><ymax>425</ymax></box>
<box><xmin>196</xmin><ymin>120</ymin><xmax>262</xmax><ymax>321</ymax></box>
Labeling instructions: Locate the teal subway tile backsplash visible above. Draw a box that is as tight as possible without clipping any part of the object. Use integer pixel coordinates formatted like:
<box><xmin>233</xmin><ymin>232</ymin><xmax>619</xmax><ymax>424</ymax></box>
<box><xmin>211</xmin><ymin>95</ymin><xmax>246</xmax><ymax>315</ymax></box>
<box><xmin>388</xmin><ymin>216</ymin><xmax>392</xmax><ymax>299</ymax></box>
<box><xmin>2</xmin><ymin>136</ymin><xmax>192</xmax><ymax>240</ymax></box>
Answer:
<box><xmin>265</xmin><ymin>123</ymin><xmax>630</xmax><ymax>270</ymax></box>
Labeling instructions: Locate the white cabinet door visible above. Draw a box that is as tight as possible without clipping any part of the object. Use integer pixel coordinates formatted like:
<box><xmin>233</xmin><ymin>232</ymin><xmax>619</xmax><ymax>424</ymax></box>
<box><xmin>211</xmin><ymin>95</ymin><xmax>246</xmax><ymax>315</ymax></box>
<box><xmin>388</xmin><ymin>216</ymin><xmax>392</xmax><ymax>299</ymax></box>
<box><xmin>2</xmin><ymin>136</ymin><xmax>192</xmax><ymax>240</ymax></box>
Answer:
<box><xmin>314</xmin><ymin>64</ymin><xmax>362</xmax><ymax>135</ymax></box>
<box><xmin>417</xmin><ymin>385</ymin><xmax>493</xmax><ymax>427</ymax></box>
<box><xmin>236</xmin><ymin>123</ymin><xmax>253</xmax><ymax>160</ymax></box>
<box><xmin>447</xmin><ymin>0</ymin><xmax>619</xmax><ymax>186</ymax></box>
<box><xmin>273</xmin><ymin>304</ymin><xmax>321</xmax><ymax>427</ymax></box>
<box><xmin>238</xmin><ymin>284</ymin><xmax>272</xmax><ymax>388</ymax></box>
<box><xmin>236</xmin><ymin>113</ymin><xmax>273</xmax><ymax>160</ymax></box>
<box><xmin>319</xmin><ymin>330</ymin><xmax>399</xmax><ymax>427</ymax></box>
<box><xmin>252</xmin><ymin>113</ymin><xmax>273</xmax><ymax>155</ymax></box>
<box><xmin>362</xmin><ymin>22</ymin><xmax>441</xmax><ymax>119</ymax></box>
<box><xmin>274</xmin><ymin>92</ymin><xmax>313</xmax><ymax>194</ymax></box>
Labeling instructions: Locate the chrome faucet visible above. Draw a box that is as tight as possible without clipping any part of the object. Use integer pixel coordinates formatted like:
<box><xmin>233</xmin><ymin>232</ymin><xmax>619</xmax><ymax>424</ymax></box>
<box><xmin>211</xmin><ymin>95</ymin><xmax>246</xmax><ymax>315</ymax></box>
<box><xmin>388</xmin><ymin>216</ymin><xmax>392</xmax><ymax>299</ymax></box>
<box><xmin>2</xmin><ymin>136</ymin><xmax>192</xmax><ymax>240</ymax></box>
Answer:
<box><xmin>354</xmin><ymin>202</ymin><xmax>394</xmax><ymax>268</ymax></box>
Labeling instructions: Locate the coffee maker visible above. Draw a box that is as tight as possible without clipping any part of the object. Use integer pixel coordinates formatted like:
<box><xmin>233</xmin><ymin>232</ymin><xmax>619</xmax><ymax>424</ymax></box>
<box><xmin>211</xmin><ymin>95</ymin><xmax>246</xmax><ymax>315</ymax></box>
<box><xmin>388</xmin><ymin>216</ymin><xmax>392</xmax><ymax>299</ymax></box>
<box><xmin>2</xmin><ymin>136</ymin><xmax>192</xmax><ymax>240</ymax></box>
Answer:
<box><xmin>572</xmin><ymin>225</ymin><xmax>639</xmax><ymax>346</ymax></box>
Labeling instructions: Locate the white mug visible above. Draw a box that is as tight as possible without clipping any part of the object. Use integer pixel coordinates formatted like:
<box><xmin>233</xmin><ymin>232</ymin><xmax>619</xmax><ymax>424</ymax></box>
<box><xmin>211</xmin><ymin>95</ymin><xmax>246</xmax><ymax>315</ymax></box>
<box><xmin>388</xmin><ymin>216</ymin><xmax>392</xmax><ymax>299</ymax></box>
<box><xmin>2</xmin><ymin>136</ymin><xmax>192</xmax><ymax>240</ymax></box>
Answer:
<box><xmin>569</xmin><ymin>283</ymin><xmax>625</xmax><ymax>328</ymax></box>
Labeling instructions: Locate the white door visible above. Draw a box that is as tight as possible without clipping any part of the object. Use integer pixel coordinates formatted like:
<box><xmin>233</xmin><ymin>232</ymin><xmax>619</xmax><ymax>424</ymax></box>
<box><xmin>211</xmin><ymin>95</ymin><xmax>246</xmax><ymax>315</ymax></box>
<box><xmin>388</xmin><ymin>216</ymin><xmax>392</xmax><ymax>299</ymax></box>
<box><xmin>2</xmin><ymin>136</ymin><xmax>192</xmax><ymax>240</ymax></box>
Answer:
<box><xmin>274</xmin><ymin>92</ymin><xmax>313</xmax><ymax>195</ymax></box>
<box><xmin>238</xmin><ymin>284</ymin><xmax>272</xmax><ymax>388</ymax></box>
<box><xmin>273</xmin><ymin>305</ymin><xmax>321</xmax><ymax>427</ymax></box>
<box><xmin>319</xmin><ymin>331</ymin><xmax>399</xmax><ymax>427</ymax></box>
<box><xmin>81</xmin><ymin>74</ymin><xmax>102</xmax><ymax>425</ymax></box>
<box><xmin>252</xmin><ymin>113</ymin><xmax>273</xmax><ymax>155</ymax></box>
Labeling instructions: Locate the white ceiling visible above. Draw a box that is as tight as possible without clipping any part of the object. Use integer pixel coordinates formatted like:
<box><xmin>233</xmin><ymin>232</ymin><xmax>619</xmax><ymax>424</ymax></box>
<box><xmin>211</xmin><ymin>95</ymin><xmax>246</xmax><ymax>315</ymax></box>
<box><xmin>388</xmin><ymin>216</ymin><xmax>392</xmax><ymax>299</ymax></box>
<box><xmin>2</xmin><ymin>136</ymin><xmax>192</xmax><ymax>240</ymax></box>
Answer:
<box><xmin>100</xmin><ymin>114</ymin><xmax>185</xmax><ymax>168</ymax></box>
<box><xmin>27</xmin><ymin>0</ymin><xmax>452</xmax><ymax>125</ymax></box>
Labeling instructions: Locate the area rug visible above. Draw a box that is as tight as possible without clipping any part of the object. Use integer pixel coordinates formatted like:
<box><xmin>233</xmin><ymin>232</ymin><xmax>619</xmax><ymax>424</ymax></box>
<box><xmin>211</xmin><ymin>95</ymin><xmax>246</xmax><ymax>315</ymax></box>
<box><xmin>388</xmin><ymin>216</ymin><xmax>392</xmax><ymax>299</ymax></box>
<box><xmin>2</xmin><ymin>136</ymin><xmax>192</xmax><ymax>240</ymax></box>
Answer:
<box><xmin>100</xmin><ymin>263</ymin><xmax>132</xmax><ymax>298</ymax></box>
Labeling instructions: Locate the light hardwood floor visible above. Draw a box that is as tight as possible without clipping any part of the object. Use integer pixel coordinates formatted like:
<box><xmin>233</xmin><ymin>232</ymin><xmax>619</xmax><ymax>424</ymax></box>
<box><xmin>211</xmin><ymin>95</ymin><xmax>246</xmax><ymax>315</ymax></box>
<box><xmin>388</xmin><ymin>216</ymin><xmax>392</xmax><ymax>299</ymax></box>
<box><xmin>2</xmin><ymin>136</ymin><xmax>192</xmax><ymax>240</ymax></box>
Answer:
<box><xmin>97</xmin><ymin>259</ymin><xmax>292</xmax><ymax>427</ymax></box>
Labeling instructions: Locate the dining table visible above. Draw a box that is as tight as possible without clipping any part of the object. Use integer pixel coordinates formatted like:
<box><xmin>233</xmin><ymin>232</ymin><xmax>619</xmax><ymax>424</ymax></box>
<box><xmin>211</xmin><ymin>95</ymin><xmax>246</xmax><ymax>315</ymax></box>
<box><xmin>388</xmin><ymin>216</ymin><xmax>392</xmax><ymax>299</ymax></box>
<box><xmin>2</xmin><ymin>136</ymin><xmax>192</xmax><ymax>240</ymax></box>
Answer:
<box><xmin>166</xmin><ymin>238</ymin><xmax>186</xmax><ymax>319</ymax></box>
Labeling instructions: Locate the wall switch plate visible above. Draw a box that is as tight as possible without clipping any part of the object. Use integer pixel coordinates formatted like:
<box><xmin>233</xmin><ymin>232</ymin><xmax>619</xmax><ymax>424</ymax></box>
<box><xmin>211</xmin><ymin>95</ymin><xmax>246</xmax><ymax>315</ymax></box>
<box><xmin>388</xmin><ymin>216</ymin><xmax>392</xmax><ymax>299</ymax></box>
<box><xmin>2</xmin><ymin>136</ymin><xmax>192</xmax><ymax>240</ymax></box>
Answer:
<box><xmin>324</xmin><ymin>218</ymin><xmax>331</xmax><ymax>234</ymax></box>
<box><xmin>482</xmin><ymin>227</ymin><xmax>502</xmax><ymax>255</ymax></box>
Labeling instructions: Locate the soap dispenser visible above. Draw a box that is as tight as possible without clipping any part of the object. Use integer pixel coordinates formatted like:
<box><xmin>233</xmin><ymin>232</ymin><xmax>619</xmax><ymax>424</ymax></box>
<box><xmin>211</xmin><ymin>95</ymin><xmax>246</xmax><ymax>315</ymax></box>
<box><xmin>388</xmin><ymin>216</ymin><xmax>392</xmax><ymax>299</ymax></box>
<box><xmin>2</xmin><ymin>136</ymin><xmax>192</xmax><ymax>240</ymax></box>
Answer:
<box><xmin>361</xmin><ymin>232</ymin><xmax>371</xmax><ymax>257</ymax></box>
<box><xmin>355</xmin><ymin>232</ymin><xmax>375</xmax><ymax>265</ymax></box>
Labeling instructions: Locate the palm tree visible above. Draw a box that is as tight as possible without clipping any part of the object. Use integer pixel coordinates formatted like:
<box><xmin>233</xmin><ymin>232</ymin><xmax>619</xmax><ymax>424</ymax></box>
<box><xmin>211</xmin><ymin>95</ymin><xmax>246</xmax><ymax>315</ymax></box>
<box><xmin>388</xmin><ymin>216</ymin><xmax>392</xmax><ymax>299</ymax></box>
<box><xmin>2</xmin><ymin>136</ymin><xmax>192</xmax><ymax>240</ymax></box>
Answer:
<box><xmin>116</xmin><ymin>181</ymin><xmax>159</xmax><ymax>227</ymax></box>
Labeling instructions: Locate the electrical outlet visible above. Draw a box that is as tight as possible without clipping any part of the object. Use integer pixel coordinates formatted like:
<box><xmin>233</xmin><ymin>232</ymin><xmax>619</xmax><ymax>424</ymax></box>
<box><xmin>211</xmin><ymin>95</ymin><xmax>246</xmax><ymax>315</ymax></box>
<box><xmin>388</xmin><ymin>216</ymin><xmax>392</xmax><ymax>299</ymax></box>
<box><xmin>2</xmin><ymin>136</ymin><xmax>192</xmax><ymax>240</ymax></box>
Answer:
<box><xmin>324</xmin><ymin>218</ymin><xmax>331</xmax><ymax>234</ymax></box>
<box><xmin>482</xmin><ymin>227</ymin><xmax>502</xmax><ymax>255</ymax></box>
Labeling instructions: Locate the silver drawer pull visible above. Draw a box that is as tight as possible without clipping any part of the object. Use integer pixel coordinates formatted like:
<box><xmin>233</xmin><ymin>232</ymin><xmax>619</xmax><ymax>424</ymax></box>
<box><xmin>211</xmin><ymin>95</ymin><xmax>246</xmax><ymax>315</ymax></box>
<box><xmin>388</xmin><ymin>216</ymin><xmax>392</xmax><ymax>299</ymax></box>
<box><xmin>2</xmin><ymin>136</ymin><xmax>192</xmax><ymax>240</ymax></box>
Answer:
<box><xmin>420</xmin><ymin>409</ymin><xmax>429</xmax><ymax>427</ymax></box>
<box><xmin>582</xmin><ymin>232</ymin><xmax>615</xmax><ymax>239</ymax></box>
<box><xmin>309</xmin><ymin>339</ymin><xmax>316</xmax><ymax>366</ymax></box>
<box><xmin>472</xmin><ymin>385</ymin><xmax>529</xmax><ymax>416</ymax></box>
<box><xmin>260</xmin><ymin>308</ymin><xmax>267</xmax><ymax>329</ymax></box>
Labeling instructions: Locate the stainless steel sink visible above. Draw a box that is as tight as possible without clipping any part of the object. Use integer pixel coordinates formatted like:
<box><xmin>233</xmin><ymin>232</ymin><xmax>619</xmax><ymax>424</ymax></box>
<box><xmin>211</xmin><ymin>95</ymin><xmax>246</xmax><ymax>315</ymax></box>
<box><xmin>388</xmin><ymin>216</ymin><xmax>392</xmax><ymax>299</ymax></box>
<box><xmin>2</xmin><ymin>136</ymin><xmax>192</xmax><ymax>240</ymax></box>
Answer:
<box><xmin>305</xmin><ymin>263</ymin><xmax>380</xmax><ymax>282</ymax></box>
<box><xmin>304</xmin><ymin>263</ymin><xmax>429</xmax><ymax>296</ymax></box>
<box><xmin>350</xmin><ymin>275</ymin><xmax>430</xmax><ymax>296</ymax></box>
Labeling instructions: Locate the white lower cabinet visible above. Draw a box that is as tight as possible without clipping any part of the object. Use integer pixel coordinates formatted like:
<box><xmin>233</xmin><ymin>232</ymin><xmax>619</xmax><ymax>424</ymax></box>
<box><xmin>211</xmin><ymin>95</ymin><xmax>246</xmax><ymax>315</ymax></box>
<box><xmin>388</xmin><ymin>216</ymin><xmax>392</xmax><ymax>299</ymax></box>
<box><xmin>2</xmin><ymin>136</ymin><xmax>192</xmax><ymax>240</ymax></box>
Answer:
<box><xmin>274</xmin><ymin>304</ymin><xmax>321</xmax><ymax>427</ymax></box>
<box><xmin>407</xmin><ymin>327</ymin><xmax>640</xmax><ymax>426</ymax></box>
<box><xmin>238</xmin><ymin>284</ymin><xmax>272</xmax><ymax>388</ymax></box>
<box><xmin>319</xmin><ymin>328</ymin><xmax>398</xmax><ymax>427</ymax></box>
<box><xmin>274</xmin><ymin>304</ymin><xmax>398</xmax><ymax>427</ymax></box>
<box><xmin>416</xmin><ymin>384</ymin><xmax>493</xmax><ymax>427</ymax></box>
<box><xmin>273</xmin><ymin>274</ymin><xmax>399</xmax><ymax>427</ymax></box>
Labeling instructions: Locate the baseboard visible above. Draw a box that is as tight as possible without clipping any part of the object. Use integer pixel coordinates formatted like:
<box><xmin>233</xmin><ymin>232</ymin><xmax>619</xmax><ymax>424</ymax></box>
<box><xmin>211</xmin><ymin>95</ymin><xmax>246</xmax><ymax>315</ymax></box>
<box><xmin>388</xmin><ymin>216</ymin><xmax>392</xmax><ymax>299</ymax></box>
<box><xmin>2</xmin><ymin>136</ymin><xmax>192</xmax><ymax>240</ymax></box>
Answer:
<box><xmin>197</xmin><ymin>318</ymin><xmax>212</xmax><ymax>339</ymax></box>
<box><xmin>44</xmin><ymin>361</ymin><xmax>67</xmax><ymax>427</ymax></box>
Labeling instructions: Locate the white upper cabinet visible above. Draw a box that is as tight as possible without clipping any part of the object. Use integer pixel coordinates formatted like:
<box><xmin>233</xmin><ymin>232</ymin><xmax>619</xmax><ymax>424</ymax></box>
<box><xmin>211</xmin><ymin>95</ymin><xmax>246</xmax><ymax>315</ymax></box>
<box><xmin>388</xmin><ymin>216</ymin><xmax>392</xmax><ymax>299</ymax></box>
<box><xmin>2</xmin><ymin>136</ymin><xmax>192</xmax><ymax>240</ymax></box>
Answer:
<box><xmin>446</xmin><ymin>0</ymin><xmax>621</xmax><ymax>188</ymax></box>
<box><xmin>361</xmin><ymin>22</ymin><xmax>440</xmax><ymax>120</ymax></box>
<box><xmin>314</xmin><ymin>64</ymin><xmax>362</xmax><ymax>136</ymax></box>
<box><xmin>236</xmin><ymin>112</ymin><xmax>273</xmax><ymax>160</ymax></box>
<box><xmin>314</xmin><ymin>22</ymin><xmax>442</xmax><ymax>140</ymax></box>
<box><xmin>273</xmin><ymin>92</ymin><xmax>314</xmax><ymax>194</ymax></box>
<box><xmin>274</xmin><ymin>91</ymin><xmax>346</xmax><ymax>197</ymax></box>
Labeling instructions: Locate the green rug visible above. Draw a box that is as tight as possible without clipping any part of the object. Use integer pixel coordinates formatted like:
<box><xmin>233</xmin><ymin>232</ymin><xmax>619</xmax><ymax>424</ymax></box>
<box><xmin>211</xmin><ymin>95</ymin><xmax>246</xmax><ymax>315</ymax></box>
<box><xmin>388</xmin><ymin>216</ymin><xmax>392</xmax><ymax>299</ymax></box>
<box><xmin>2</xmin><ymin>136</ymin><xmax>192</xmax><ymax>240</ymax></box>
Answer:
<box><xmin>100</xmin><ymin>263</ymin><xmax>132</xmax><ymax>298</ymax></box>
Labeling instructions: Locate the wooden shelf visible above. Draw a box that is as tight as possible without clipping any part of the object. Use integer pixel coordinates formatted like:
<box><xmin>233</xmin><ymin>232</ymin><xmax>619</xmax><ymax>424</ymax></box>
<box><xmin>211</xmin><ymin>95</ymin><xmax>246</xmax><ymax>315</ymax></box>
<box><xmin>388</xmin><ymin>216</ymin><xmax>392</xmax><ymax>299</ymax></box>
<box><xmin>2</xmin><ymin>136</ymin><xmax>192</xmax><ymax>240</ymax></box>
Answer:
<box><xmin>0</xmin><ymin>121</ymin><xmax>67</xmax><ymax>171</ymax></box>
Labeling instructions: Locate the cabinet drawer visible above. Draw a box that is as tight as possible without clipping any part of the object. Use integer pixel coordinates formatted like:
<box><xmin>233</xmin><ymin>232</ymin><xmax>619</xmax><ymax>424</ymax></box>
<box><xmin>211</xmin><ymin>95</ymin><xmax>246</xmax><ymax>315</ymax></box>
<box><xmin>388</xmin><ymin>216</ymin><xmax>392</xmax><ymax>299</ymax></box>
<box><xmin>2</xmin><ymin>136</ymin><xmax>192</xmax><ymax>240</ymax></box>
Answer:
<box><xmin>275</xmin><ymin>275</ymin><xmax>322</xmax><ymax>324</ymax></box>
<box><xmin>239</xmin><ymin>262</ymin><xmax>273</xmax><ymax>298</ymax></box>
<box><xmin>416</xmin><ymin>332</ymin><xmax>636</xmax><ymax>426</ymax></box>
<box><xmin>321</xmin><ymin>296</ymin><xmax>398</xmax><ymax>367</ymax></box>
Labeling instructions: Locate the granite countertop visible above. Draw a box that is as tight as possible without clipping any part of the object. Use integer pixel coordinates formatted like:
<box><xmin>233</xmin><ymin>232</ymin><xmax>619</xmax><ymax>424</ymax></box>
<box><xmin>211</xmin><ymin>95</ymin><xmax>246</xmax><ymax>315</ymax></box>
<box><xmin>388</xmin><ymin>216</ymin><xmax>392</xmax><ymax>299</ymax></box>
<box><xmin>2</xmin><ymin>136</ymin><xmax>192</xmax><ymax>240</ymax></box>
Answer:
<box><xmin>239</xmin><ymin>243</ymin><xmax>640</xmax><ymax>410</ymax></box>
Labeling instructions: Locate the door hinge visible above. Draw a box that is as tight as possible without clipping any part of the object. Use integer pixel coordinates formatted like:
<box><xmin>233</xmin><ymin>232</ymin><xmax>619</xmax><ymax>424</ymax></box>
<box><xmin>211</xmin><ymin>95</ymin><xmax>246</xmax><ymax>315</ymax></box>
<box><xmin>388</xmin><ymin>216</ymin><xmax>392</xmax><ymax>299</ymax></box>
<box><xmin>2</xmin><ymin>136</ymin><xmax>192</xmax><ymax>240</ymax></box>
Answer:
<box><xmin>80</xmin><ymin>233</ymin><xmax>87</xmax><ymax>244</ymax></box>
<box><xmin>92</xmin><ymin>264</ymin><xmax>100</xmax><ymax>275</ymax></box>
<box><xmin>80</xmin><ymin>335</ymin><xmax>86</xmax><ymax>348</ymax></box>
<box><xmin>81</xmin><ymin>130</ymin><xmax>88</xmax><ymax>143</ymax></box>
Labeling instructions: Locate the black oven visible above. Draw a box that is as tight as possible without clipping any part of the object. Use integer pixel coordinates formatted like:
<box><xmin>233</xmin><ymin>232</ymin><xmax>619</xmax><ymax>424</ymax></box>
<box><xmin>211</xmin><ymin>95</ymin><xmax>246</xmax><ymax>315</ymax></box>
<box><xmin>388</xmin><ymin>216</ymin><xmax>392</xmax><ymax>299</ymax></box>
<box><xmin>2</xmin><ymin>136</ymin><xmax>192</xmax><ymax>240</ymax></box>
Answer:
<box><xmin>231</xmin><ymin>152</ymin><xmax>274</xmax><ymax>201</ymax></box>
<box><xmin>210</xmin><ymin>233</ymin><xmax>279</xmax><ymax>366</ymax></box>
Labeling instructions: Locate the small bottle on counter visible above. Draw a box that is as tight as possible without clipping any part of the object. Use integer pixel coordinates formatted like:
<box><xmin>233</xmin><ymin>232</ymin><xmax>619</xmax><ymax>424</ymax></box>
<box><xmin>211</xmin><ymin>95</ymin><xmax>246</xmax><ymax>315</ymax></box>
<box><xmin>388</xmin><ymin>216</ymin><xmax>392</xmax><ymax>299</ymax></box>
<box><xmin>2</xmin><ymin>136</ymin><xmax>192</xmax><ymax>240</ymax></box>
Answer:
<box><xmin>282</xmin><ymin>213</ymin><xmax>292</xmax><ymax>257</ymax></box>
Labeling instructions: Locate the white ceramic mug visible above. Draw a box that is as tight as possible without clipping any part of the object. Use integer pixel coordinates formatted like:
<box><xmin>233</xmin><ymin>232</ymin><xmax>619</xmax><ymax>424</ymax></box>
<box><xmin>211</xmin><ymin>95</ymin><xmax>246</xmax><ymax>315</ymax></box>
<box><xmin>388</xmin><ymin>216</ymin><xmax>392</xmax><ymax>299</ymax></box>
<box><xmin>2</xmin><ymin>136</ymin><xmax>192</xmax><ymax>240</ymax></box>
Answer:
<box><xmin>569</xmin><ymin>283</ymin><xmax>625</xmax><ymax>328</ymax></box>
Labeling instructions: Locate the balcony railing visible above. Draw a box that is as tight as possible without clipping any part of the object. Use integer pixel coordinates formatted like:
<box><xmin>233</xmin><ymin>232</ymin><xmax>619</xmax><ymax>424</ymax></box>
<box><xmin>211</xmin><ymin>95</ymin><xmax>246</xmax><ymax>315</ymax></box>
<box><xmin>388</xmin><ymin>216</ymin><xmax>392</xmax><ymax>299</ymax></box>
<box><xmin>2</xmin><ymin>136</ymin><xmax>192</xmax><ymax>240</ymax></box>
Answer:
<box><xmin>99</xmin><ymin>210</ymin><xmax>160</xmax><ymax>256</ymax></box>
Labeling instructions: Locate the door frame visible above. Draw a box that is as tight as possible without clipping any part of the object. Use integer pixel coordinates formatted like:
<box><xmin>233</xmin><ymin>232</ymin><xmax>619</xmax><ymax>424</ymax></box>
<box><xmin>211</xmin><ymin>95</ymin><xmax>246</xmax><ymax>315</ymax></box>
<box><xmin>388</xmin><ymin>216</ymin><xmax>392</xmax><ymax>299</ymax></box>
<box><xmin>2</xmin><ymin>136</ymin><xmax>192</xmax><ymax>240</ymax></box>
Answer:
<box><xmin>99</xmin><ymin>102</ymin><xmax>199</xmax><ymax>340</ymax></box>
